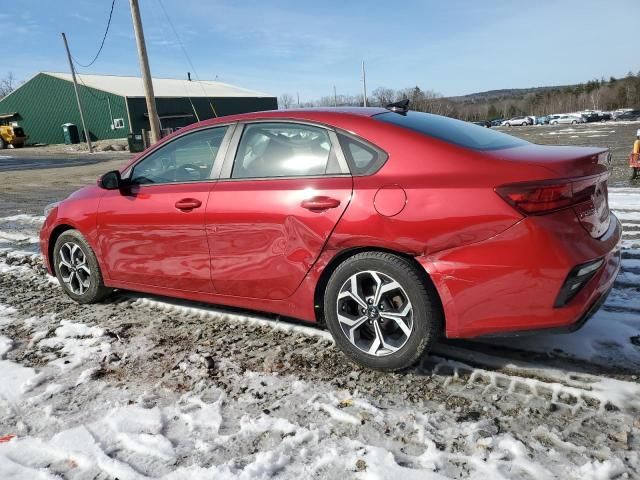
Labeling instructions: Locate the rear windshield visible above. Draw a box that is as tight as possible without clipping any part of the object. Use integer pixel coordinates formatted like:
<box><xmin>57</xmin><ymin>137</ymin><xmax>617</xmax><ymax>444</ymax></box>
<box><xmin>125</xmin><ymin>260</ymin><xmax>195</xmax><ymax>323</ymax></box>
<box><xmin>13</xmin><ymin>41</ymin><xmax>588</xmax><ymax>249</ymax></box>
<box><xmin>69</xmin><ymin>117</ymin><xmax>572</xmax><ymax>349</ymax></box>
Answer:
<box><xmin>375</xmin><ymin>111</ymin><xmax>528</xmax><ymax>151</ymax></box>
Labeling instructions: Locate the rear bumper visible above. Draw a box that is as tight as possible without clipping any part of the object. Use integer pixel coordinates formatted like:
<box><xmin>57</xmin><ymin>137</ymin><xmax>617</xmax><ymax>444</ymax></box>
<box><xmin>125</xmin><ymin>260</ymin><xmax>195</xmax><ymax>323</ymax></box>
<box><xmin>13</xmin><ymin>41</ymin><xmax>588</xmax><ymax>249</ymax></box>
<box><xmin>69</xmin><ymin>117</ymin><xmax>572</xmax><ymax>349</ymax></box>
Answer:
<box><xmin>419</xmin><ymin>211</ymin><xmax>622</xmax><ymax>338</ymax></box>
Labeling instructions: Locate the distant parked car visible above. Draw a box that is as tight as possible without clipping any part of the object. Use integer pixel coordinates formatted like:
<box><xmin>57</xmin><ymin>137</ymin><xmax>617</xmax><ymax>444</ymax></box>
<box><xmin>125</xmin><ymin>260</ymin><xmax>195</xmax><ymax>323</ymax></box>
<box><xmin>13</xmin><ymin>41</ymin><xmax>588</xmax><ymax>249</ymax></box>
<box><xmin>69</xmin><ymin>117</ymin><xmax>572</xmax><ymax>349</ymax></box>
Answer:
<box><xmin>598</xmin><ymin>112</ymin><xmax>612</xmax><ymax>122</ymax></box>
<box><xmin>490</xmin><ymin>118</ymin><xmax>504</xmax><ymax>127</ymax></box>
<box><xmin>472</xmin><ymin>120</ymin><xmax>491</xmax><ymax>128</ymax></box>
<box><xmin>581</xmin><ymin>112</ymin><xmax>601</xmax><ymax>123</ymax></box>
<box><xmin>502</xmin><ymin>116</ymin><xmax>531</xmax><ymax>127</ymax></box>
<box><xmin>615</xmin><ymin>110</ymin><xmax>640</xmax><ymax>121</ymax></box>
<box><xmin>549</xmin><ymin>115</ymin><xmax>585</xmax><ymax>125</ymax></box>
<box><xmin>612</xmin><ymin>108</ymin><xmax>633</xmax><ymax>119</ymax></box>
<box><xmin>536</xmin><ymin>116</ymin><xmax>550</xmax><ymax>125</ymax></box>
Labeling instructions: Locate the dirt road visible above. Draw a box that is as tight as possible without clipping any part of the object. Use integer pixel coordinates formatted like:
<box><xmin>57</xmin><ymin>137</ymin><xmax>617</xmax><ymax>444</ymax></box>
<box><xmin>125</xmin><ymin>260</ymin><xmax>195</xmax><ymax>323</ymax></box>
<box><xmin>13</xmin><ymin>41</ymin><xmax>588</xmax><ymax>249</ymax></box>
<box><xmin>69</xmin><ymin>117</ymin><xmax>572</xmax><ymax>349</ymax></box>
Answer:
<box><xmin>0</xmin><ymin>149</ymin><xmax>131</xmax><ymax>216</ymax></box>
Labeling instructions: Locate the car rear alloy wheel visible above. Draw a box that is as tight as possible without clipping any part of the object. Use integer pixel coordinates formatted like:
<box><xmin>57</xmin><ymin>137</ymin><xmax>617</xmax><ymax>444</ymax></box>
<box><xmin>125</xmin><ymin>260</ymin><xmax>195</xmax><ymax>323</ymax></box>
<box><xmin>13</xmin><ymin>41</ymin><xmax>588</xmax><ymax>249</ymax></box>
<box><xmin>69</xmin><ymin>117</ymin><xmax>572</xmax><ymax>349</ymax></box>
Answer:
<box><xmin>53</xmin><ymin>230</ymin><xmax>113</xmax><ymax>303</ymax></box>
<box><xmin>336</xmin><ymin>270</ymin><xmax>413</xmax><ymax>357</ymax></box>
<box><xmin>324</xmin><ymin>252</ymin><xmax>442</xmax><ymax>371</ymax></box>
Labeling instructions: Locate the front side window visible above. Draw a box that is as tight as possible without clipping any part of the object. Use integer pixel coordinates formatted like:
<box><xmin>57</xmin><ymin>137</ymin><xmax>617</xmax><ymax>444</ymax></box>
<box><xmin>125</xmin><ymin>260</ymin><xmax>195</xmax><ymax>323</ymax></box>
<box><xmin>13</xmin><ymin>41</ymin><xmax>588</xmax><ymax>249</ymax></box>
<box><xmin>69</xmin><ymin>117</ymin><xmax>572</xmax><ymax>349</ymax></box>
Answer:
<box><xmin>131</xmin><ymin>126</ymin><xmax>228</xmax><ymax>184</ymax></box>
<box><xmin>232</xmin><ymin>123</ymin><xmax>340</xmax><ymax>179</ymax></box>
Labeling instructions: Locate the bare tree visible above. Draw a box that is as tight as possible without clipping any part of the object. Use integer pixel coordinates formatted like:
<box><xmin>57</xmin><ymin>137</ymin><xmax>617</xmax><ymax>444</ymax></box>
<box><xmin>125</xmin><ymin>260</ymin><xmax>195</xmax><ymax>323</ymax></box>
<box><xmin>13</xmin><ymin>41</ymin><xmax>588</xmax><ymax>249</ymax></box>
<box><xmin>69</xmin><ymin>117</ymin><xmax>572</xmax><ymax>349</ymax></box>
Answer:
<box><xmin>371</xmin><ymin>87</ymin><xmax>396</xmax><ymax>106</ymax></box>
<box><xmin>0</xmin><ymin>72</ymin><xmax>17</xmax><ymax>99</ymax></box>
<box><xmin>278</xmin><ymin>93</ymin><xmax>294</xmax><ymax>109</ymax></box>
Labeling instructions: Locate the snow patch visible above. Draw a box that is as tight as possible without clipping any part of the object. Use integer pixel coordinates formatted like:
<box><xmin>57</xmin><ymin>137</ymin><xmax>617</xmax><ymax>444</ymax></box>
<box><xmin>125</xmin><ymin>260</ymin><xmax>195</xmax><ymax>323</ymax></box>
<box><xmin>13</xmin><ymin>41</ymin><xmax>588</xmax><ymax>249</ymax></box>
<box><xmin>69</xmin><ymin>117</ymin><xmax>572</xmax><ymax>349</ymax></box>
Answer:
<box><xmin>0</xmin><ymin>214</ymin><xmax>46</xmax><ymax>225</ymax></box>
<box><xmin>0</xmin><ymin>358</ymin><xmax>38</xmax><ymax>406</ymax></box>
<box><xmin>133</xmin><ymin>296</ymin><xmax>332</xmax><ymax>341</ymax></box>
<box><xmin>54</xmin><ymin>320</ymin><xmax>104</xmax><ymax>339</ymax></box>
<box><xmin>37</xmin><ymin>320</ymin><xmax>110</xmax><ymax>371</ymax></box>
<box><xmin>0</xmin><ymin>230</ymin><xmax>39</xmax><ymax>244</ymax></box>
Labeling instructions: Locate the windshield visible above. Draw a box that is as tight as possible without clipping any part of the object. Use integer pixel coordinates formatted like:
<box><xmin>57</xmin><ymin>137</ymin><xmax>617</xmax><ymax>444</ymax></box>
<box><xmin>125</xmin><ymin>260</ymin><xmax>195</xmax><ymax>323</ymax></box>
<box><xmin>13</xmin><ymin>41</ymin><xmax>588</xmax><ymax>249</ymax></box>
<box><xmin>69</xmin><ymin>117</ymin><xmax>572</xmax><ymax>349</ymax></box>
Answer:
<box><xmin>375</xmin><ymin>111</ymin><xmax>529</xmax><ymax>151</ymax></box>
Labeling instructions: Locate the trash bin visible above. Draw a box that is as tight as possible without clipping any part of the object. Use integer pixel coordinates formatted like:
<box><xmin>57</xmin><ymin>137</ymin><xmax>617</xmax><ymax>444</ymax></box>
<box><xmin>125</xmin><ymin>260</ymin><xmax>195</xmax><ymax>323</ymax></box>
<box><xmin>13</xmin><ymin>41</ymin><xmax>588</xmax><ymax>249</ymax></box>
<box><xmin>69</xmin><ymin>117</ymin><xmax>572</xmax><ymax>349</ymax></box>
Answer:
<box><xmin>62</xmin><ymin>123</ymin><xmax>80</xmax><ymax>144</ymax></box>
<box><xmin>127</xmin><ymin>133</ymin><xmax>145</xmax><ymax>153</ymax></box>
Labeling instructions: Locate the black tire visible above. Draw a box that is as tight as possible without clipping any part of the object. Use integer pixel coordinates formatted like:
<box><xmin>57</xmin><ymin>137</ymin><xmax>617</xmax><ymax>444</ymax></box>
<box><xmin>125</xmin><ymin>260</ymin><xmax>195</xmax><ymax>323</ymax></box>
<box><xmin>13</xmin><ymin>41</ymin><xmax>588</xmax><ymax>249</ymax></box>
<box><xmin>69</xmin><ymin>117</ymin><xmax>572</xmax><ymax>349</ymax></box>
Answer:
<box><xmin>505</xmin><ymin>123</ymin><xmax>511</xmax><ymax>127</ymax></box>
<box><xmin>53</xmin><ymin>230</ymin><xmax>113</xmax><ymax>304</ymax></box>
<box><xmin>632</xmin><ymin>168</ymin><xmax>639</xmax><ymax>180</ymax></box>
<box><xmin>571</xmin><ymin>120</ymin><xmax>577</xmax><ymax>124</ymax></box>
<box><xmin>323</xmin><ymin>252</ymin><xmax>442</xmax><ymax>371</ymax></box>
<box><xmin>0</xmin><ymin>137</ymin><xmax>6</xmax><ymax>149</ymax></box>
<box><xmin>14</xmin><ymin>143</ymin><xmax>24</xmax><ymax>148</ymax></box>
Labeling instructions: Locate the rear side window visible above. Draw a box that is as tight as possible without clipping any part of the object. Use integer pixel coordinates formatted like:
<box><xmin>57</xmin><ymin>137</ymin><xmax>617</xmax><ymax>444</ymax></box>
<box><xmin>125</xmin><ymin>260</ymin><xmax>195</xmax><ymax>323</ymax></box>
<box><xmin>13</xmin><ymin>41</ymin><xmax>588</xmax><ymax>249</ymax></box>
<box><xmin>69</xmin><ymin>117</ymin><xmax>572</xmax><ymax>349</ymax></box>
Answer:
<box><xmin>376</xmin><ymin>111</ymin><xmax>528</xmax><ymax>151</ymax></box>
<box><xmin>337</xmin><ymin>133</ymin><xmax>387</xmax><ymax>175</ymax></box>
<box><xmin>232</xmin><ymin>123</ymin><xmax>342</xmax><ymax>179</ymax></box>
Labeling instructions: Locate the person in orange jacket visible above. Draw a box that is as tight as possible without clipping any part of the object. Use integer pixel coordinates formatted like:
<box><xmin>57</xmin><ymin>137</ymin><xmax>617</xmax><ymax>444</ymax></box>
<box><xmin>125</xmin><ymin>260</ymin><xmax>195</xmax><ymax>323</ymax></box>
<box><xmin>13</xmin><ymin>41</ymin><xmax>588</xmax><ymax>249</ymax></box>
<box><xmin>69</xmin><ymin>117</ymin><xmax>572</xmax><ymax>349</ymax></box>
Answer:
<box><xmin>633</xmin><ymin>129</ymin><xmax>640</xmax><ymax>179</ymax></box>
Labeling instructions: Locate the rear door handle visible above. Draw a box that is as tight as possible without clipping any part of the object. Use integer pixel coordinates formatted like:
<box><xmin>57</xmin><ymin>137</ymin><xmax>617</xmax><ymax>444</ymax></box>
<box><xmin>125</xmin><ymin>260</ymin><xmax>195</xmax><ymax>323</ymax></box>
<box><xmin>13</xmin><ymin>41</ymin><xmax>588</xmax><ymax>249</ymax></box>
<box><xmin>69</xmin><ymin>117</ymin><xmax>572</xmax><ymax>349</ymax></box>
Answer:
<box><xmin>175</xmin><ymin>198</ymin><xmax>202</xmax><ymax>211</ymax></box>
<box><xmin>300</xmin><ymin>196</ymin><xmax>341</xmax><ymax>212</ymax></box>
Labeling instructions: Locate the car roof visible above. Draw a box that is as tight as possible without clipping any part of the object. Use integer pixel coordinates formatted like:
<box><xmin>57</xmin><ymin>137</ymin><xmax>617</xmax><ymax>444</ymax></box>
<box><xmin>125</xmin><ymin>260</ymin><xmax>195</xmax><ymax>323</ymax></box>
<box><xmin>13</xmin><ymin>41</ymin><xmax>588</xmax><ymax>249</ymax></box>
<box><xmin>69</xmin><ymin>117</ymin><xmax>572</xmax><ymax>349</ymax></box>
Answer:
<box><xmin>193</xmin><ymin>107</ymin><xmax>388</xmax><ymax>127</ymax></box>
<box><xmin>124</xmin><ymin>107</ymin><xmax>391</xmax><ymax>167</ymax></box>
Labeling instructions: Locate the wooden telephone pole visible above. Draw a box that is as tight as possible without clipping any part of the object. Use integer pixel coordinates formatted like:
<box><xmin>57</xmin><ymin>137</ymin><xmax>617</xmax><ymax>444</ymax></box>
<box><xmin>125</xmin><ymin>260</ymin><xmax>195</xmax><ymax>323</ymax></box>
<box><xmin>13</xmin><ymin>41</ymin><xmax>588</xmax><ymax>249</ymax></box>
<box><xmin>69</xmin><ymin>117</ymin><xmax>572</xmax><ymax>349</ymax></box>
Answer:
<box><xmin>129</xmin><ymin>0</ymin><xmax>161</xmax><ymax>145</ymax></box>
<box><xmin>361</xmin><ymin>60</ymin><xmax>368</xmax><ymax>107</ymax></box>
<box><xmin>61</xmin><ymin>33</ymin><xmax>93</xmax><ymax>153</ymax></box>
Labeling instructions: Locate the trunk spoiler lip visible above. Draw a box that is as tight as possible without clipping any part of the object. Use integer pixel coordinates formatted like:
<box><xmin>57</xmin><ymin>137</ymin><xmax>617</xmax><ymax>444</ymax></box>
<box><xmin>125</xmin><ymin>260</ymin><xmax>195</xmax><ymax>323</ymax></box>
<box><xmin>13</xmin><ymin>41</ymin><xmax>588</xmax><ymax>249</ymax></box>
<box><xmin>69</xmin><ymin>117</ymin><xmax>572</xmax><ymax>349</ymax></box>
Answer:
<box><xmin>487</xmin><ymin>144</ymin><xmax>611</xmax><ymax>176</ymax></box>
<box><xmin>494</xmin><ymin>171</ymin><xmax>609</xmax><ymax>190</ymax></box>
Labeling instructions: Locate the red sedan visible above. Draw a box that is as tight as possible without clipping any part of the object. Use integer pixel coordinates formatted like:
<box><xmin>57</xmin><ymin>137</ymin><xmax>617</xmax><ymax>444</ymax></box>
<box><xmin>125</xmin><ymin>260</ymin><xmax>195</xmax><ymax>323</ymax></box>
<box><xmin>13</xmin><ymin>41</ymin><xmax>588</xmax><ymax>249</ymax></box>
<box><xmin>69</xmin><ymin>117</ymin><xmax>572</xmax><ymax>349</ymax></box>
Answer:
<box><xmin>40</xmin><ymin>105</ymin><xmax>621</xmax><ymax>370</ymax></box>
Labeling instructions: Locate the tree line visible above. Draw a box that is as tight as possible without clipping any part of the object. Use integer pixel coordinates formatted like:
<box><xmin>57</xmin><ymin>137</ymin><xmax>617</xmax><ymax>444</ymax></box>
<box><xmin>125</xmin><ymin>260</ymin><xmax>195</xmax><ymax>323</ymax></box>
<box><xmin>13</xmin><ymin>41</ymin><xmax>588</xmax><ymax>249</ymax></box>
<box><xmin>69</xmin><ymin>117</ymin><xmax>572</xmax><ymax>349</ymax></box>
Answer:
<box><xmin>280</xmin><ymin>71</ymin><xmax>640</xmax><ymax>121</ymax></box>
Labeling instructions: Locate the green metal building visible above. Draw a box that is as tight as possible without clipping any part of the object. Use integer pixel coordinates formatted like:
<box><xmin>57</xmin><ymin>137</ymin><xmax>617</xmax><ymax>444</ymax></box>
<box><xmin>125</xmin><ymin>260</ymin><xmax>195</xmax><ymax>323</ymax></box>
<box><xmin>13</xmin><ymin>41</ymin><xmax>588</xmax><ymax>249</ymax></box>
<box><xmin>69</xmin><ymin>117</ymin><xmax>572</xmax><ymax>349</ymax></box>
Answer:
<box><xmin>0</xmin><ymin>72</ymin><xmax>277</xmax><ymax>145</ymax></box>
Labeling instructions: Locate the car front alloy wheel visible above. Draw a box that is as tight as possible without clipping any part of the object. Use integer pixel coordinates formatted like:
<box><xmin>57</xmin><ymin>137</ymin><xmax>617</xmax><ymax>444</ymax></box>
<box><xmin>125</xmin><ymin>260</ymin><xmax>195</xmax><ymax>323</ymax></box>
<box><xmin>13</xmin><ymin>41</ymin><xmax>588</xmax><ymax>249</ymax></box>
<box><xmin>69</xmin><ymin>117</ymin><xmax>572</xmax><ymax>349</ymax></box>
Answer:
<box><xmin>53</xmin><ymin>230</ymin><xmax>113</xmax><ymax>303</ymax></box>
<box><xmin>58</xmin><ymin>242</ymin><xmax>91</xmax><ymax>295</ymax></box>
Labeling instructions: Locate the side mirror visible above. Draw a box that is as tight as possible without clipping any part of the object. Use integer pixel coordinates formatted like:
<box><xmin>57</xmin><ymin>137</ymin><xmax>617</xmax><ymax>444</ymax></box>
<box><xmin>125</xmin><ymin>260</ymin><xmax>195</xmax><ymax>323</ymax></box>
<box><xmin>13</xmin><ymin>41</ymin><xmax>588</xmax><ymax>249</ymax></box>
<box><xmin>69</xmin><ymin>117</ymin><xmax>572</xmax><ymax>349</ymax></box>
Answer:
<box><xmin>98</xmin><ymin>170</ymin><xmax>124</xmax><ymax>190</ymax></box>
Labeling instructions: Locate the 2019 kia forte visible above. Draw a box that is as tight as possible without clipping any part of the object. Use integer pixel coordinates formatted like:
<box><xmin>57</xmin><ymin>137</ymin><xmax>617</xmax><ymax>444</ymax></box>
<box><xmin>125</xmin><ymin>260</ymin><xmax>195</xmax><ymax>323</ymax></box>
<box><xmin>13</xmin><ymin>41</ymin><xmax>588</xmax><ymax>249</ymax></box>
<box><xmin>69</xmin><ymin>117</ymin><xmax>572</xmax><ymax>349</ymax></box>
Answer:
<box><xmin>40</xmin><ymin>106</ymin><xmax>621</xmax><ymax>370</ymax></box>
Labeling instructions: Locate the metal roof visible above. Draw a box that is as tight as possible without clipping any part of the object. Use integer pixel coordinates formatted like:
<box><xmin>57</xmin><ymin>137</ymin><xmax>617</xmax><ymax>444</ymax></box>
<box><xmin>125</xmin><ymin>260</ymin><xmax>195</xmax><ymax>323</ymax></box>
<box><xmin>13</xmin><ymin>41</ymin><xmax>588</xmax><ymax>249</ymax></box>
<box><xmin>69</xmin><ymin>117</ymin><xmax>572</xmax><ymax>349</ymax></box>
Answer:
<box><xmin>42</xmin><ymin>72</ymin><xmax>272</xmax><ymax>99</ymax></box>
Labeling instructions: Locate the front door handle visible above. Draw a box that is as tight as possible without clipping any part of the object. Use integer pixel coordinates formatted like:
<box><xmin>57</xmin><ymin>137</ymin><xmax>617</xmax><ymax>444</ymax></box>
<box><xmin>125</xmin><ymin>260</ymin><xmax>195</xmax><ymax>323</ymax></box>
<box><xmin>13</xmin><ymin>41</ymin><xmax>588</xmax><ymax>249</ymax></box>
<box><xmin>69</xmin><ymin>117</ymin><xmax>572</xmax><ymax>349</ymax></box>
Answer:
<box><xmin>175</xmin><ymin>198</ymin><xmax>202</xmax><ymax>211</ymax></box>
<box><xmin>300</xmin><ymin>196</ymin><xmax>341</xmax><ymax>212</ymax></box>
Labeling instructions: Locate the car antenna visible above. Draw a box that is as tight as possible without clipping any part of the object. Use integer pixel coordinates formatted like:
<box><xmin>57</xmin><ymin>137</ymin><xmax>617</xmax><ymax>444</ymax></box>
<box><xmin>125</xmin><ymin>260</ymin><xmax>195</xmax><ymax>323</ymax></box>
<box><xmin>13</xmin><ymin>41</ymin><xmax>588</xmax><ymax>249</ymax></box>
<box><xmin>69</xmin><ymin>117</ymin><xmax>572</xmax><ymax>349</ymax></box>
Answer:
<box><xmin>385</xmin><ymin>99</ymin><xmax>409</xmax><ymax>115</ymax></box>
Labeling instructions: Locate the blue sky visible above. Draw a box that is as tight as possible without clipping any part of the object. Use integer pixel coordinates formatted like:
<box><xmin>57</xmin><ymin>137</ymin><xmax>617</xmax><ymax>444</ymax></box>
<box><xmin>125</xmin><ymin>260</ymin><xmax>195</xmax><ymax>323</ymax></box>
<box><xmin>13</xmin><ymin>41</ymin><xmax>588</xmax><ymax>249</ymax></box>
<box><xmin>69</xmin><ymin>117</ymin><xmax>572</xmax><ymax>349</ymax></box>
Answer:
<box><xmin>2</xmin><ymin>0</ymin><xmax>639</xmax><ymax>101</ymax></box>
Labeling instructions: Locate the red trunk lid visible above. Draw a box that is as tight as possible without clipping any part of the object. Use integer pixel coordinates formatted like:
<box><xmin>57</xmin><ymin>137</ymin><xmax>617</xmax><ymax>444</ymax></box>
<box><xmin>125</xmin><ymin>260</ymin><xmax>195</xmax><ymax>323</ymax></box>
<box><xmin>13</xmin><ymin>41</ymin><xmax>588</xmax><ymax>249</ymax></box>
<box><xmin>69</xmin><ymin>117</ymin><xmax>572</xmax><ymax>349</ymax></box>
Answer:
<box><xmin>492</xmin><ymin>145</ymin><xmax>612</xmax><ymax>238</ymax></box>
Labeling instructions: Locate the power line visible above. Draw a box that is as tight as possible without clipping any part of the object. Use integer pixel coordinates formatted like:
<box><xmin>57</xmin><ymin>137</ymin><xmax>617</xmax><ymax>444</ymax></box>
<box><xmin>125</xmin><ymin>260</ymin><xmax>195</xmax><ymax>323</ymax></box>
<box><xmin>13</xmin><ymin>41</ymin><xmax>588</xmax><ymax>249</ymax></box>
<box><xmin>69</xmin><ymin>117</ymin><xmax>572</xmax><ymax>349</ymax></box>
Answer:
<box><xmin>156</xmin><ymin>0</ymin><xmax>218</xmax><ymax>117</ymax></box>
<box><xmin>75</xmin><ymin>71</ymin><xmax>108</xmax><ymax>101</ymax></box>
<box><xmin>71</xmin><ymin>0</ymin><xmax>117</xmax><ymax>68</ymax></box>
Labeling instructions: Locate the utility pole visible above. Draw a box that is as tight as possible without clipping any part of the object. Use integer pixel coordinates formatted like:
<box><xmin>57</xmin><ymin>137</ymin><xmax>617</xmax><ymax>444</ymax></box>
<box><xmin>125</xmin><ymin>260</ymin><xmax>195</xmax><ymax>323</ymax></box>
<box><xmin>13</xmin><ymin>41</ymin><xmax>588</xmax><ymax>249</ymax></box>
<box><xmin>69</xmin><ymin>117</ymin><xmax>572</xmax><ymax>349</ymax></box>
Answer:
<box><xmin>297</xmin><ymin>92</ymin><xmax>300</xmax><ymax>107</ymax></box>
<box><xmin>333</xmin><ymin>85</ymin><xmax>337</xmax><ymax>107</ymax></box>
<box><xmin>61</xmin><ymin>33</ymin><xmax>93</xmax><ymax>153</ymax></box>
<box><xmin>129</xmin><ymin>0</ymin><xmax>161</xmax><ymax>145</ymax></box>
<box><xmin>362</xmin><ymin>60</ymin><xmax>368</xmax><ymax>107</ymax></box>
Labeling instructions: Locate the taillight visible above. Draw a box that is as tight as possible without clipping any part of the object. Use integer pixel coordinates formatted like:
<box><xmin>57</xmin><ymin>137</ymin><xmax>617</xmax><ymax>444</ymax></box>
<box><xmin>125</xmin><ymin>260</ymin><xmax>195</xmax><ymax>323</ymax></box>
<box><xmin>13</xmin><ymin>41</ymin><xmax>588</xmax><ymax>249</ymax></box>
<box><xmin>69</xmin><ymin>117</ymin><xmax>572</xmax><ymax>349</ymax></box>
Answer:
<box><xmin>496</xmin><ymin>177</ymin><xmax>597</xmax><ymax>215</ymax></box>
